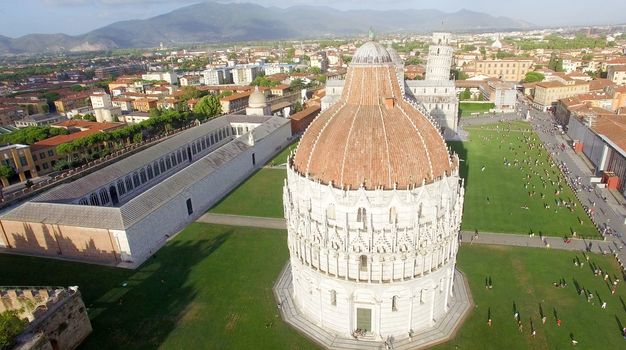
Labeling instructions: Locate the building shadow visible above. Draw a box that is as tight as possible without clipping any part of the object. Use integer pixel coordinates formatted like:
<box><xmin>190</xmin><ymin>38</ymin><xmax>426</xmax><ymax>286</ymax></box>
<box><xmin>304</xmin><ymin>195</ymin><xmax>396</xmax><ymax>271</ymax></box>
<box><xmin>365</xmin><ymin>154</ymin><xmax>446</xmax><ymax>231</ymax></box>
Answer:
<box><xmin>80</xmin><ymin>229</ymin><xmax>232</xmax><ymax>349</ymax></box>
<box><xmin>447</xmin><ymin>141</ymin><xmax>469</xmax><ymax>188</ymax></box>
<box><xmin>1</xmin><ymin>225</ymin><xmax>233</xmax><ymax>349</ymax></box>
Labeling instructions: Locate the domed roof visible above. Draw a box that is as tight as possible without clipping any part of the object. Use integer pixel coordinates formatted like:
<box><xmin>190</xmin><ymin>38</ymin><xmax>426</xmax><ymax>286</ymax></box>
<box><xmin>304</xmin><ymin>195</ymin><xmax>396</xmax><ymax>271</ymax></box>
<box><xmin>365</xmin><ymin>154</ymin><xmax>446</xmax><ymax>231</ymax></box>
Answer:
<box><xmin>351</xmin><ymin>41</ymin><xmax>392</xmax><ymax>65</ymax></box>
<box><xmin>248</xmin><ymin>87</ymin><xmax>267</xmax><ymax>108</ymax></box>
<box><xmin>292</xmin><ymin>43</ymin><xmax>455</xmax><ymax>191</ymax></box>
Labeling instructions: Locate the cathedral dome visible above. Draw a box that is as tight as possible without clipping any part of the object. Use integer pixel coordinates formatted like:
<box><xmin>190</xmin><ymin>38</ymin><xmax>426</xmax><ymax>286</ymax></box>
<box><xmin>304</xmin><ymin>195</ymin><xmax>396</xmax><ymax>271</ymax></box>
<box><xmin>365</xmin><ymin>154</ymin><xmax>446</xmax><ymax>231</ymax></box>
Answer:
<box><xmin>292</xmin><ymin>42</ymin><xmax>455</xmax><ymax>191</ymax></box>
<box><xmin>351</xmin><ymin>41</ymin><xmax>392</xmax><ymax>64</ymax></box>
<box><xmin>248</xmin><ymin>87</ymin><xmax>267</xmax><ymax>108</ymax></box>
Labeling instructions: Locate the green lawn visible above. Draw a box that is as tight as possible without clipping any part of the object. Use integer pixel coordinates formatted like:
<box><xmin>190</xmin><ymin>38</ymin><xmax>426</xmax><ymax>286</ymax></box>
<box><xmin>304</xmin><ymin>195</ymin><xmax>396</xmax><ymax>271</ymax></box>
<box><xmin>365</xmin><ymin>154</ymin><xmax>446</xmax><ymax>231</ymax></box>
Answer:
<box><xmin>435</xmin><ymin>245</ymin><xmax>626</xmax><ymax>350</ymax></box>
<box><xmin>0</xmin><ymin>223</ymin><xmax>317</xmax><ymax>350</ymax></box>
<box><xmin>1</xmin><ymin>224</ymin><xmax>624</xmax><ymax>349</ymax></box>
<box><xmin>460</xmin><ymin>102</ymin><xmax>496</xmax><ymax>117</ymax></box>
<box><xmin>267</xmin><ymin>140</ymin><xmax>299</xmax><ymax>167</ymax></box>
<box><xmin>449</xmin><ymin>121</ymin><xmax>598</xmax><ymax>238</ymax></box>
<box><xmin>208</xmin><ymin>168</ymin><xmax>285</xmax><ymax>218</ymax></box>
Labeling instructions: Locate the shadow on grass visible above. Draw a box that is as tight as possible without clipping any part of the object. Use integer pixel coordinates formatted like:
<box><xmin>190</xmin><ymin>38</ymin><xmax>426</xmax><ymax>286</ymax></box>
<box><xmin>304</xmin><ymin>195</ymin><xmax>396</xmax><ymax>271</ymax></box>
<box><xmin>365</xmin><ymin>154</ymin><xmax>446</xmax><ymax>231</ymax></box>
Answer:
<box><xmin>80</xmin><ymin>230</ymin><xmax>232</xmax><ymax>349</ymax></box>
<box><xmin>207</xmin><ymin>167</ymin><xmax>264</xmax><ymax>211</ymax></box>
<box><xmin>447</xmin><ymin>141</ymin><xmax>469</xmax><ymax>188</ymax></box>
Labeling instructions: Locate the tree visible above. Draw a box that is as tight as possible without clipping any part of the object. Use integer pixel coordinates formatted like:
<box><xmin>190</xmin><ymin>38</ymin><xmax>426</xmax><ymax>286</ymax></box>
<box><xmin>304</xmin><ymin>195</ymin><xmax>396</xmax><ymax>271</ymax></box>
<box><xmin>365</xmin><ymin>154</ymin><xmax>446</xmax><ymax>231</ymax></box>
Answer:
<box><xmin>309</xmin><ymin>67</ymin><xmax>322</xmax><ymax>75</ymax></box>
<box><xmin>193</xmin><ymin>95</ymin><xmax>222</xmax><ymax>120</ymax></box>
<box><xmin>293</xmin><ymin>101</ymin><xmax>303</xmax><ymax>113</ymax></box>
<box><xmin>405</xmin><ymin>57</ymin><xmax>423</xmax><ymax>66</ymax></box>
<box><xmin>452</xmin><ymin>69</ymin><xmax>468</xmax><ymax>80</ymax></box>
<box><xmin>290</xmin><ymin>78</ymin><xmax>305</xmax><ymax>91</ymax></box>
<box><xmin>524</xmin><ymin>71</ymin><xmax>545</xmax><ymax>83</ymax></box>
<box><xmin>548</xmin><ymin>54</ymin><xmax>564</xmax><ymax>72</ymax></box>
<box><xmin>0</xmin><ymin>310</ymin><xmax>27</xmax><ymax>348</ymax></box>
<box><xmin>459</xmin><ymin>88</ymin><xmax>472</xmax><ymax>101</ymax></box>
<box><xmin>0</xmin><ymin>165</ymin><xmax>15</xmax><ymax>180</ymax></box>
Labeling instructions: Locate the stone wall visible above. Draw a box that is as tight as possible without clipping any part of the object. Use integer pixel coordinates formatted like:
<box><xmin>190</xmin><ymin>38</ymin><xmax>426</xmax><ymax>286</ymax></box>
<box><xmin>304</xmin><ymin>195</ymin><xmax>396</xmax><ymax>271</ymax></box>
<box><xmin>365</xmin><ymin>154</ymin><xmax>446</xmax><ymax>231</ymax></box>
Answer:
<box><xmin>1</xmin><ymin>287</ymin><xmax>92</xmax><ymax>350</ymax></box>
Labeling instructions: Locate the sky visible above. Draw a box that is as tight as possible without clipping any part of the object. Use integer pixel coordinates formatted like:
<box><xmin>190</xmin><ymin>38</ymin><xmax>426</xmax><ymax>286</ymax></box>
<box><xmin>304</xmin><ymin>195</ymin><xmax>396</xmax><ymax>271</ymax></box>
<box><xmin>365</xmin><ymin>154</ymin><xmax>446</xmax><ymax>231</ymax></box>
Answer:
<box><xmin>1</xmin><ymin>0</ymin><xmax>625</xmax><ymax>38</ymax></box>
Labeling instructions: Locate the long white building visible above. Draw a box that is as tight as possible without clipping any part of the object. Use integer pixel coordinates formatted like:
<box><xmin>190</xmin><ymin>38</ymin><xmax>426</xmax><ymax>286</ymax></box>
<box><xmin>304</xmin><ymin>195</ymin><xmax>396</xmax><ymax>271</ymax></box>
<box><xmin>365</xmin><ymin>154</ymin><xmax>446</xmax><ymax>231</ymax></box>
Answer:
<box><xmin>0</xmin><ymin>115</ymin><xmax>292</xmax><ymax>266</ymax></box>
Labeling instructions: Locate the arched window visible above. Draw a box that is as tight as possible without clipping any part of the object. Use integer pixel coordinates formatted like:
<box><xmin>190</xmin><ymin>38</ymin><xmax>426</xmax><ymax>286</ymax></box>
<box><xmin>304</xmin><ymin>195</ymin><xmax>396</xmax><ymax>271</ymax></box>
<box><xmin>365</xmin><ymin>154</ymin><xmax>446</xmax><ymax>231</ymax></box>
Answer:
<box><xmin>210</xmin><ymin>134</ymin><xmax>215</xmax><ymax>145</ymax></box>
<box><xmin>177</xmin><ymin>150</ymin><xmax>182</xmax><ymax>163</ymax></box>
<box><xmin>165</xmin><ymin>157</ymin><xmax>172</xmax><ymax>169</ymax></box>
<box><xmin>79</xmin><ymin>198</ymin><xmax>88</xmax><ymax>205</ymax></box>
<box><xmin>90</xmin><ymin>193</ymin><xmax>100</xmax><ymax>206</ymax></box>
<box><xmin>392</xmin><ymin>296</ymin><xmax>399</xmax><ymax>311</ymax></box>
<box><xmin>326</xmin><ymin>204</ymin><xmax>336</xmax><ymax>220</ymax></box>
<box><xmin>117</xmin><ymin>180</ymin><xmax>126</xmax><ymax>195</ymax></box>
<box><xmin>330</xmin><ymin>290</ymin><xmax>337</xmax><ymax>306</ymax></box>
<box><xmin>99</xmin><ymin>188</ymin><xmax>110</xmax><ymax>204</ymax></box>
<box><xmin>133</xmin><ymin>172</ymin><xmax>140</xmax><ymax>188</ymax></box>
<box><xmin>360</xmin><ymin>255</ymin><xmax>368</xmax><ymax>272</ymax></box>
<box><xmin>153</xmin><ymin>162</ymin><xmax>160</xmax><ymax>176</ymax></box>
<box><xmin>125</xmin><ymin>175</ymin><xmax>133</xmax><ymax>191</ymax></box>
<box><xmin>357</xmin><ymin>208</ymin><xmax>367</xmax><ymax>226</ymax></box>
<box><xmin>201</xmin><ymin>138</ymin><xmax>207</xmax><ymax>150</ymax></box>
<box><xmin>389</xmin><ymin>207</ymin><xmax>397</xmax><ymax>224</ymax></box>
<box><xmin>171</xmin><ymin>154</ymin><xmax>177</xmax><ymax>167</ymax></box>
<box><xmin>192</xmin><ymin>143</ymin><xmax>197</xmax><ymax>155</ymax></box>
<box><xmin>160</xmin><ymin>159</ymin><xmax>166</xmax><ymax>173</ymax></box>
<box><xmin>147</xmin><ymin>166</ymin><xmax>154</xmax><ymax>180</ymax></box>
<box><xmin>140</xmin><ymin>169</ymin><xmax>147</xmax><ymax>183</ymax></box>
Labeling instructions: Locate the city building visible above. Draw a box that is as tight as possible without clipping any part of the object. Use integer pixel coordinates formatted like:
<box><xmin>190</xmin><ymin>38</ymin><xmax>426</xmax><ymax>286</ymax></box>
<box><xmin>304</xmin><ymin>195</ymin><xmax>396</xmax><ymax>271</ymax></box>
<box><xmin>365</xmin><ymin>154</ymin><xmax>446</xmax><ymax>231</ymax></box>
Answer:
<box><xmin>608</xmin><ymin>65</ymin><xmax>626</xmax><ymax>86</ymax></box>
<box><xmin>179</xmin><ymin>75</ymin><xmax>202</xmax><ymax>86</ymax></box>
<box><xmin>468</xmin><ymin>58</ymin><xmax>533</xmax><ymax>82</ymax></box>
<box><xmin>202</xmin><ymin>68</ymin><xmax>232</xmax><ymax>85</ymax></box>
<box><xmin>0</xmin><ymin>144</ymin><xmax>37</xmax><ymax>186</ymax></box>
<box><xmin>141</xmin><ymin>71</ymin><xmax>177</xmax><ymax>85</ymax></box>
<box><xmin>15</xmin><ymin>114</ymin><xmax>65</xmax><ymax>128</ymax></box>
<box><xmin>566</xmin><ymin>112</ymin><xmax>626</xmax><ymax>192</ymax></box>
<box><xmin>90</xmin><ymin>92</ymin><xmax>112</xmax><ymax>109</ymax></box>
<box><xmin>532</xmin><ymin>80</ymin><xmax>590</xmax><ymax>111</ymax></box>
<box><xmin>231</xmin><ymin>65</ymin><xmax>260</xmax><ymax>85</ymax></box>
<box><xmin>132</xmin><ymin>98</ymin><xmax>158</xmax><ymax>112</ymax></box>
<box><xmin>0</xmin><ymin>115</ymin><xmax>292</xmax><ymax>266</ymax></box>
<box><xmin>279</xmin><ymin>41</ymin><xmax>467</xmax><ymax>345</ymax></box>
<box><xmin>480</xmin><ymin>80</ymin><xmax>517</xmax><ymax>111</ymax></box>
<box><xmin>30</xmin><ymin>120</ymin><xmax>123</xmax><ymax>175</ymax></box>
<box><xmin>220</xmin><ymin>91</ymin><xmax>253</xmax><ymax>114</ymax></box>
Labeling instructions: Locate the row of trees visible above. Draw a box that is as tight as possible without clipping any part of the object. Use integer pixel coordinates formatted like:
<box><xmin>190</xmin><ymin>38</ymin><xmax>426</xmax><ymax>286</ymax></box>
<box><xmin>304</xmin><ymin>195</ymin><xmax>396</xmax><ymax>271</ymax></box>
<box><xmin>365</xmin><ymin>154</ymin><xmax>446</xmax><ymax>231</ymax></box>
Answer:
<box><xmin>54</xmin><ymin>97</ymin><xmax>222</xmax><ymax>168</ymax></box>
<box><xmin>515</xmin><ymin>34</ymin><xmax>609</xmax><ymax>51</ymax></box>
<box><xmin>0</xmin><ymin>126</ymin><xmax>69</xmax><ymax>145</ymax></box>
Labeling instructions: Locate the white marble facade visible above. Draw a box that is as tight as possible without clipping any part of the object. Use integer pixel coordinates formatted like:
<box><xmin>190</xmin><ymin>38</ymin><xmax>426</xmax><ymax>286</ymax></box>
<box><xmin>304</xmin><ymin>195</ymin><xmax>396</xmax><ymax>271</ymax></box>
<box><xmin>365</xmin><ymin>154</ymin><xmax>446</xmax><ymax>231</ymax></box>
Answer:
<box><xmin>284</xmin><ymin>161</ymin><xmax>464</xmax><ymax>339</ymax></box>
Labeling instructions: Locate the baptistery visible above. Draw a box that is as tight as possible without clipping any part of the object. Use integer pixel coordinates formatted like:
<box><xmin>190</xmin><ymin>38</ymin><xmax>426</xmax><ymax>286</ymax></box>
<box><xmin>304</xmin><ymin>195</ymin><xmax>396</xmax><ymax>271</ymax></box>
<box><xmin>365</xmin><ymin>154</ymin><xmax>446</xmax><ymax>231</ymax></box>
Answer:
<box><xmin>282</xmin><ymin>41</ymin><xmax>465</xmax><ymax>340</ymax></box>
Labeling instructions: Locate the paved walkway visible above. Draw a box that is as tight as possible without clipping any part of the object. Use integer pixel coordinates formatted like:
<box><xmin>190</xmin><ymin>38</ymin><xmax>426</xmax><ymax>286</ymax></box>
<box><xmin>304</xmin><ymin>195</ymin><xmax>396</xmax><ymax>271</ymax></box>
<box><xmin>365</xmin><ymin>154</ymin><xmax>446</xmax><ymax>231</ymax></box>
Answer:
<box><xmin>197</xmin><ymin>213</ymin><xmax>287</xmax><ymax>230</ymax></box>
<box><xmin>521</xmin><ymin>107</ymin><xmax>626</xmax><ymax>271</ymax></box>
<box><xmin>197</xmin><ymin>213</ymin><xmax>622</xmax><ymax>256</ymax></box>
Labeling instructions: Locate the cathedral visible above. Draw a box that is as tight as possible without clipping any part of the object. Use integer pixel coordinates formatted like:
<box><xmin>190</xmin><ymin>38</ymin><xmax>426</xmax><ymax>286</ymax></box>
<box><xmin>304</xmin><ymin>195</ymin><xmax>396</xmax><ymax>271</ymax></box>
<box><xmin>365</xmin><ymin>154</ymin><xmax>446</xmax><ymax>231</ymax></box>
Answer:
<box><xmin>323</xmin><ymin>33</ymin><xmax>459</xmax><ymax>139</ymax></box>
<box><xmin>279</xmin><ymin>41</ymin><xmax>468</xmax><ymax>347</ymax></box>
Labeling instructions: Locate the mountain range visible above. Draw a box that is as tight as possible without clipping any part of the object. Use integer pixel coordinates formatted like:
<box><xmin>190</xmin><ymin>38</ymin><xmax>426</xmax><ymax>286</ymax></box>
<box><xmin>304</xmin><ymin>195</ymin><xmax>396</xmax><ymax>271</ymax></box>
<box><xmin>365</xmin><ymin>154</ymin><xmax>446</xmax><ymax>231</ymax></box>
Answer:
<box><xmin>0</xmin><ymin>2</ymin><xmax>533</xmax><ymax>55</ymax></box>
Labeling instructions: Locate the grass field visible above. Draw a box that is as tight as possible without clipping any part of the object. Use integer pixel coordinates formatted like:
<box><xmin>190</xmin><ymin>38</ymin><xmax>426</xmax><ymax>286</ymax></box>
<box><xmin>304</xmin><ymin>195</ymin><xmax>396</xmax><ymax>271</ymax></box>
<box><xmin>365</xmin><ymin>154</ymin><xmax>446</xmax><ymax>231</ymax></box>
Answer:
<box><xmin>1</xmin><ymin>224</ymin><xmax>624</xmax><ymax>349</ymax></box>
<box><xmin>208</xmin><ymin>168</ymin><xmax>285</xmax><ymax>218</ymax></box>
<box><xmin>460</xmin><ymin>102</ymin><xmax>495</xmax><ymax>117</ymax></box>
<box><xmin>0</xmin><ymin>223</ymin><xmax>317</xmax><ymax>350</ymax></box>
<box><xmin>450</xmin><ymin>121</ymin><xmax>598</xmax><ymax>238</ymax></box>
<box><xmin>267</xmin><ymin>140</ymin><xmax>299</xmax><ymax>167</ymax></box>
<box><xmin>435</xmin><ymin>245</ymin><xmax>626</xmax><ymax>350</ymax></box>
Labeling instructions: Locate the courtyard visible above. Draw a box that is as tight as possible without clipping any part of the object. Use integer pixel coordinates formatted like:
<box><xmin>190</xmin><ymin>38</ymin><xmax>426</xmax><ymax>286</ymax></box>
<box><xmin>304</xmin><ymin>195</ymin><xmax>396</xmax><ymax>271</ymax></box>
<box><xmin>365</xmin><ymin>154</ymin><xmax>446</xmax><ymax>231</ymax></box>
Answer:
<box><xmin>0</xmin><ymin>223</ymin><xmax>624</xmax><ymax>349</ymax></box>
